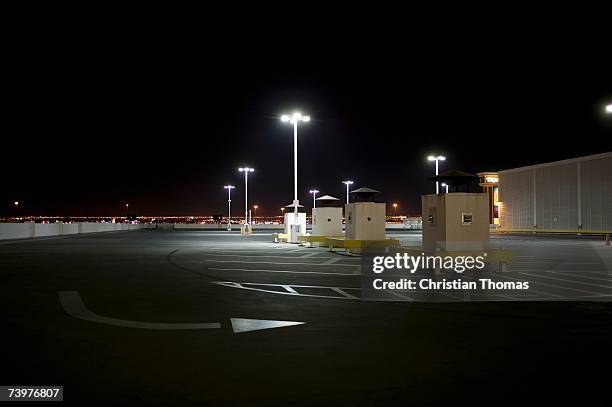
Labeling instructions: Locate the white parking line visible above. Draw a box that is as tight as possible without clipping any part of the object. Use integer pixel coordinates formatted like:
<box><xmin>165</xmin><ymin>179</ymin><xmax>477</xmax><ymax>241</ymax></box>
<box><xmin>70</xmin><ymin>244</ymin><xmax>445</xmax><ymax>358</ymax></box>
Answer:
<box><xmin>498</xmin><ymin>274</ymin><xmax>601</xmax><ymax>296</ymax></box>
<box><xmin>516</xmin><ymin>272</ymin><xmax>612</xmax><ymax>290</ymax></box>
<box><xmin>281</xmin><ymin>285</ymin><xmax>299</xmax><ymax>294</ymax></box>
<box><xmin>205</xmin><ymin>259</ymin><xmax>357</xmax><ymax>267</ymax></box>
<box><xmin>330</xmin><ymin>287</ymin><xmax>359</xmax><ymax>299</ymax></box>
<box><xmin>542</xmin><ymin>270</ymin><xmax>612</xmax><ymax>282</ymax></box>
<box><xmin>182</xmin><ymin>253</ymin><xmax>358</xmax><ymax>261</ymax></box>
<box><xmin>208</xmin><ymin>267</ymin><xmax>356</xmax><ymax>276</ymax></box>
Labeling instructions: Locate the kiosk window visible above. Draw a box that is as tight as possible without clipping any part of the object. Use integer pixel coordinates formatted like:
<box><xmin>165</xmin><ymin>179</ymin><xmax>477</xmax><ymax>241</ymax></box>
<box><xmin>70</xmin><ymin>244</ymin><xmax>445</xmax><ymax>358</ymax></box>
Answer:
<box><xmin>462</xmin><ymin>212</ymin><xmax>473</xmax><ymax>225</ymax></box>
<box><xmin>428</xmin><ymin>208</ymin><xmax>436</xmax><ymax>226</ymax></box>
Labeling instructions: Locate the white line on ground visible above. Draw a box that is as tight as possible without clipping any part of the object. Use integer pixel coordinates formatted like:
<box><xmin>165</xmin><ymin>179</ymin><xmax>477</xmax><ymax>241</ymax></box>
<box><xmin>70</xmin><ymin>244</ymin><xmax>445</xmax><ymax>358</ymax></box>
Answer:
<box><xmin>330</xmin><ymin>287</ymin><xmax>359</xmax><ymax>299</ymax></box>
<box><xmin>208</xmin><ymin>267</ymin><xmax>356</xmax><ymax>276</ymax></box>
<box><xmin>516</xmin><ymin>272</ymin><xmax>612</xmax><ymax>290</ymax></box>
<box><xmin>281</xmin><ymin>285</ymin><xmax>299</xmax><ymax>294</ymax></box>
<box><xmin>205</xmin><ymin>259</ymin><xmax>357</xmax><ymax>267</ymax></box>
<box><xmin>541</xmin><ymin>270</ymin><xmax>612</xmax><ymax>282</ymax></box>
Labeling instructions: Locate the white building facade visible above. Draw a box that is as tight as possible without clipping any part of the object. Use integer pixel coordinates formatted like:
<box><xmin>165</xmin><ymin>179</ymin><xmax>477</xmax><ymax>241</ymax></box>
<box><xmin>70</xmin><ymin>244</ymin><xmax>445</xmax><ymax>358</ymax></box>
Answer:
<box><xmin>498</xmin><ymin>152</ymin><xmax>612</xmax><ymax>232</ymax></box>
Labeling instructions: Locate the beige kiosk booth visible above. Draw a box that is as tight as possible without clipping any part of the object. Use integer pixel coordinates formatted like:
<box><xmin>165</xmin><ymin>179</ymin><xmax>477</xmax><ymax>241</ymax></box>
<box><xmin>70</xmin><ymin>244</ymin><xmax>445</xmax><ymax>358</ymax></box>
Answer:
<box><xmin>422</xmin><ymin>170</ymin><xmax>489</xmax><ymax>253</ymax></box>
<box><xmin>312</xmin><ymin>195</ymin><xmax>343</xmax><ymax>237</ymax></box>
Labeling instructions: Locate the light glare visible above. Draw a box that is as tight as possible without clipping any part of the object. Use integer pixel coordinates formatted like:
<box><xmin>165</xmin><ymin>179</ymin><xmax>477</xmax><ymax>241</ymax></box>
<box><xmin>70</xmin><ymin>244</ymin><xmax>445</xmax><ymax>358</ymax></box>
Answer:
<box><xmin>606</xmin><ymin>104</ymin><xmax>612</xmax><ymax>113</ymax></box>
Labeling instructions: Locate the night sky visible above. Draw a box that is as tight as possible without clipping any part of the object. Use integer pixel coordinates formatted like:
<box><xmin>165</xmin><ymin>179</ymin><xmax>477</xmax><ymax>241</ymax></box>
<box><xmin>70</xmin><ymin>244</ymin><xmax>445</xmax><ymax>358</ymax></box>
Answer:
<box><xmin>3</xmin><ymin>29</ymin><xmax>611</xmax><ymax>217</ymax></box>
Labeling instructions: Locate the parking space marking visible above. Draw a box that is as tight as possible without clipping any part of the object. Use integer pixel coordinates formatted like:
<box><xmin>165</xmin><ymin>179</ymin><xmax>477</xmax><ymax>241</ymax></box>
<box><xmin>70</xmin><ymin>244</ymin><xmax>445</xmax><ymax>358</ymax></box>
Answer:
<box><xmin>330</xmin><ymin>287</ymin><xmax>359</xmax><ymax>299</ymax></box>
<box><xmin>183</xmin><ymin>252</ymin><xmax>358</xmax><ymax>261</ymax></box>
<box><xmin>204</xmin><ymin>259</ymin><xmax>358</xmax><ymax>268</ymax></box>
<box><xmin>386</xmin><ymin>290</ymin><xmax>414</xmax><ymax>301</ymax></box>
<box><xmin>516</xmin><ymin>272</ymin><xmax>612</xmax><ymax>290</ymax></box>
<box><xmin>281</xmin><ymin>285</ymin><xmax>299</xmax><ymax>294</ymax></box>
<box><xmin>542</xmin><ymin>270</ymin><xmax>612</xmax><ymax>282</ymax></box>
<box><xmin>208</xmin><ymin>267</ymin><xmax>356</xmax><ymax>276</ymax></box>
<box><xmin>497</xmin><ymin>274</ymin><xmax>602</xmax><ymax>296</ymax></box>
<box><xmin>211</xmin><ymin>281</ymin><xmax>552</xmax><ymax>302</ymax></box>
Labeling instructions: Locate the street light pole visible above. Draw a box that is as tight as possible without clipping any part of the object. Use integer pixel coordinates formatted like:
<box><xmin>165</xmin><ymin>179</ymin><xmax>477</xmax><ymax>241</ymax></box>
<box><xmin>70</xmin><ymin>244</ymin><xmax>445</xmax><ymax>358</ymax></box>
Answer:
<box><xmin>441</xmin><ymin>183</ymin><xmax>449</xmax><ymax>193</ymax></box>
<box><xmin>281</xmin><ymin>112</ymin><xmax>310</xmax><ymax>222</ymax></box>
<box><xmin>238</xmin><ymin>167</ymin><xmax>254</xmax><ymax>226</ymax></box>
<box><xmin>309</xmin><ymin>189</ymin><xmax>319</xmax><ymax>208</ymax></box>
<box><xmin>427</xmin><ymin>155</ymin><xmax>446</xmax><ymax>194</ymax></box>
<box><xmin>342</xmin><ymin>180</ymin><xmax>354</xmax><ymax>204</ymax></box>
<box><xmin>224</xmin><ymin>185</ymin><xmax>234</xmax><ymax>231</ymax></box>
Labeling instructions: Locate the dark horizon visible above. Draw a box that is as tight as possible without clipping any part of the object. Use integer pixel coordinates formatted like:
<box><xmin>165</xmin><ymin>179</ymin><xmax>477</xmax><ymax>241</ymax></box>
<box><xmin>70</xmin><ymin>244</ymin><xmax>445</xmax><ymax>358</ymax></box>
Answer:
<box><xmin>3</xmin><ymin>37</ymin><xmax>611</xmax><ymax>217</ymax></box>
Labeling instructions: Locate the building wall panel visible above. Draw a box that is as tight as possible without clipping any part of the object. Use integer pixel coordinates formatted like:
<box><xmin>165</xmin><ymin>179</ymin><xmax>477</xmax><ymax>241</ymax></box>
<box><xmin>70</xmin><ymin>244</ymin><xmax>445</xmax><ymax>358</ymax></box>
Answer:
<box><xmin>499</xmin><ymin>152</ymin><xmax>611</xmax><ymax>232</ymax></box>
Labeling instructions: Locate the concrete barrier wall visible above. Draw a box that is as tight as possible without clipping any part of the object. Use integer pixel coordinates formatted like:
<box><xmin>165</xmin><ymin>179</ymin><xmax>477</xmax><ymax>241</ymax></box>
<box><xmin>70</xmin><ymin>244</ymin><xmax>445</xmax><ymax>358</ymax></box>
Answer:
<box><xmin>0</xmin><ymin>222</ymin><xmax>149</xmax><ymax>241</ymax></box>
<box><xmin>173</xmin><ymin>224</ymin><xmax>285</xmax><ymax>230</ymax></box>
<box><xmin>0</xmin><ymin>221</ymin><xmax>418</xmax><ymax>241</ymax></box>
<box><xmin>0</xmin><ymin>223</ymin><xmax>33</xmax><ymax>240</ymax></box>
<box><xmin>173</xmin><ymin>223</ymin><xmax>421</xmax><ymax>231</ymax></box>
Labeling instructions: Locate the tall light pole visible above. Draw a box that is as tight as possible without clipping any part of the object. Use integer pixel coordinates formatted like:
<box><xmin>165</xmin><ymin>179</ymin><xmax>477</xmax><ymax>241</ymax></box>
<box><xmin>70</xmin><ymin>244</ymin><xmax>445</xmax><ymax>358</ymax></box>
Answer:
<box><xmin>393</xmin><ymin>203</ymin><xmax>398</xmax><ymax>214</ymax></box>
<box><xmin>342</xmin><ymin>180</ymin><xmax>354</xmax><ymax>204</ymax></box>
<box><xmin>238</xmin><ymin>167</ymin><xmax>254</xmax><ymax>226</ymax></box>
<box><xmin>427</xmin><ymin>155</ymin><xmax>446</xmax><ymax>194</ymax></box>
<box><xmin>224</xmin><ymin>185</ymin><xmax>234</xmax><ymax>231</ymax></box>
<box><xmin>309</xmin><ymin>189</ymin><xmax>319</xmax><ymax>208</ymax></box>
<box><xmin>281</xmin><ymin>112</ymin><xmax>310</xmax><ymax>221</ymax></box>
<box><xmin>253</xmin><ymin>205</ymin><xmax>258</xmax><ymax>222</ymax></box>
<box><xmin>441</xmin><ymin>182</ymin><xmax>449</xmax><ymax>193</ymax></box>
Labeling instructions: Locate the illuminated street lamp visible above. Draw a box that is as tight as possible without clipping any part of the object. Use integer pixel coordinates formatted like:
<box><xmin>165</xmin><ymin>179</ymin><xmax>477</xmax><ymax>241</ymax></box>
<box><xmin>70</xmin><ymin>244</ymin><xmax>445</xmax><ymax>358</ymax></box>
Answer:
<box><xmin>281</xmin><ymin>207</ymin><xmax>285</xmax><ymax>216</ymax></box>
<box><xmin>427</xmin><ymin>155</ymin><xmax>446</xmax><ymax>194</ymax></box>
<box><xmin>309</xmin><ymin>189</ymin><xmax>319</xmax><ymax>208</ymax></box>
<box><xmin>14</xmin><ymin>201</ymin><xmax>19</xmax><ymax>207</ymax></box>
<box><xmin>342</xmin><ymin>180</ymin><xmax>354</xmax><ymax>204</ymax></box>
<box><xmin>253</xmin><ymin>205</ymin><xmax>259</xmax><ymax>222</ymax></box>
<box><xmin>606</xmin><ymin>104</ymin><xmax>612</xmax><ymax>113</ymax></box>
<box><xmin>224</xmin><ymin>185</ymin><xmax>235</xmax><ymax>231</ymax></box>
<box><xmin>441</xmin><ymin>182</ymin><xmax>449</xmax><ymax>193</ymax></box>
<box><xmin>238</xmin><ymin>167</ymin><xmax>254</xmax><ymax>226</ymax></box>
<box><xmin>281</xmin><ymin>112</ymin><xmax>310</xmax><ymax>221</ymax></box>
<box><xmin>392</xmin><ymin>203</ymin><xmax>398</xmax><ymax>214</ymax></box>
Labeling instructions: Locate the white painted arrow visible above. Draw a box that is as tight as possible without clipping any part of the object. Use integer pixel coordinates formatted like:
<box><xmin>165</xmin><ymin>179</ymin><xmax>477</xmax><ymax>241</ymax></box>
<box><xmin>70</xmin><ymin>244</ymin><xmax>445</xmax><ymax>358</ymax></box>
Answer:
<box><xmin>230</xmin><ymin>318</ymin><xmax>305</xmax><ymax>333</ymax></box>
<box><xmin>58</xmin><ymin>291</ymin><xmax>305</xmax><ymax>333</ymax></box>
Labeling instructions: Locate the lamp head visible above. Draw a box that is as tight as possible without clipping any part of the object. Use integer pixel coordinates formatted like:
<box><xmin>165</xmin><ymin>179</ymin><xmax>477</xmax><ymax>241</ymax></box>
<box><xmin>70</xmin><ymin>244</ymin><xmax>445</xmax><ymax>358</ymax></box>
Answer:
<box><xmin>342</xmin><ymin>180</ymin><xmax>354</xmax><ymax>186</ymax></box>
<box><xmin>281</xmin><ymin>112</ymin><xmax>311</xmax><ymax>123</ymax></box>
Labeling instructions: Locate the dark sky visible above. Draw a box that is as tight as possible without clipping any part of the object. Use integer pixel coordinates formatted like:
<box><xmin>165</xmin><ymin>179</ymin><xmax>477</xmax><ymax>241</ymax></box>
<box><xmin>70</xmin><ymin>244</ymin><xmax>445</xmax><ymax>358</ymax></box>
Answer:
<box><xmin>3</xmin><ymin>27</ymin><xmax>611</xmax><ymax>217</ymax></box>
